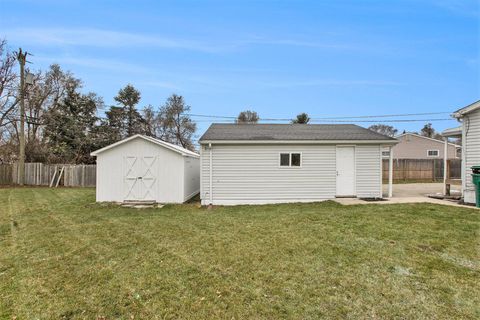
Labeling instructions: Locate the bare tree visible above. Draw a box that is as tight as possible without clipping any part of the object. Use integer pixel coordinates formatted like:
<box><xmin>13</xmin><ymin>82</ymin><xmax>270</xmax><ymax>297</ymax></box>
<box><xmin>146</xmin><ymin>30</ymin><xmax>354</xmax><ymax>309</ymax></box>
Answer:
<box><xmin>142</xmin><ymin>105</ymin><xmax>156</xmax><ymax>137</ymax></box>
<box><xmin>236</xmin><ymin>110</ymin><xmax>259</xmax><ymax>124</ymax></box>
<box><xmin>368</xmin><ymin>124</ymin><xmax>398</xmax><ymax>137</ymax></box>
<box><xmin>24</xmin><ymin>65</ymin><xmax>81</xmax><ymax>144</ymax></box>
<box><xmin>156</xmin><ymin>94</ymin><xmax>196</xmax><ymax>150</ymax></box>
<box><xmin>0</xmin><ymin>39</ymin><xmax>18</xmax><ymax>133</ymax></box>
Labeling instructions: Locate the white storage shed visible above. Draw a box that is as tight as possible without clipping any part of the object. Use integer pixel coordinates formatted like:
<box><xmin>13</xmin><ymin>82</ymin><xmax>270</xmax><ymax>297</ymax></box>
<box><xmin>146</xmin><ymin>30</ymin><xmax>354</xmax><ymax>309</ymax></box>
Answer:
<box><xmin>91</xmin><ymin>134</ymin><xmax>200</xmax><ymax>203</ymax></box>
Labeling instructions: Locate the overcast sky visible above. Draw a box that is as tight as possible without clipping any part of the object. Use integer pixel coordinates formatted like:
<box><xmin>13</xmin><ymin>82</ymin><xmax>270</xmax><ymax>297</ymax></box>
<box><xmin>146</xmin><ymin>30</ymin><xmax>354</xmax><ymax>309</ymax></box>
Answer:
<box><xmin>1</xmin><ymin>0</ymin><xmax>478</xmax><ymax>138</ymax></box>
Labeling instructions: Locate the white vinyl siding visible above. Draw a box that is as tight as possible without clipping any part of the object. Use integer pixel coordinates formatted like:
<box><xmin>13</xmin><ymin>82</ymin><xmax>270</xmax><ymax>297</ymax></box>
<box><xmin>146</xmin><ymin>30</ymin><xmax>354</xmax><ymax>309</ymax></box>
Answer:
<box><xmin>183</xmin><ymin>156</ymin><xmax>200</xmax><ymax>201</ymax></box>
<box><xmin>464</xmin><ymin>109</ymin><xmax>480</xmax><ymax>203</ymax></box>
<box><xmin>95</xmin><ymin>137</ymin><xmax>199</xmax><ymax>203</ymax></box>
<box><xmin>356</xmin><ymin>145</ymin><xmax>382</xmax><ymax>198</ymax></box>
<box><xmin>201</xmin><ymin>144</ymin><xmax>336</xmax><ymax>205</ymax></box>
<box><xmin>201</xmin><ymin>143</ymin><xmax>385</xmax><ymax>205</ymax></box>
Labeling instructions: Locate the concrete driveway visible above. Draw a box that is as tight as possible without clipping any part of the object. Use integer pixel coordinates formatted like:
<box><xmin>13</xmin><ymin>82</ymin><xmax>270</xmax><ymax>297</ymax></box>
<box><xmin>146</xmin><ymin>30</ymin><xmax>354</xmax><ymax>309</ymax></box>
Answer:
<box><xmin>335</xmin><ymin>183</ymin><xmax>472</xmax><ymax>208</ymax></box>
<box><xmin>383</xmin><ymin>183</ymin><xmax>460</xmax><ymax>198</ymax></box>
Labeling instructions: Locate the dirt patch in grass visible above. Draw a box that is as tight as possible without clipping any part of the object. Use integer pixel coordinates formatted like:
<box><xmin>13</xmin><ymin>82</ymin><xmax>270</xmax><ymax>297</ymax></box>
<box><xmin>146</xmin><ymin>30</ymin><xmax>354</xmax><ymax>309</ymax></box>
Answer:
<box><xmin>0</xmin><ymin>188</ymin><xmax>479</xmax><ymax>319</ymax></box>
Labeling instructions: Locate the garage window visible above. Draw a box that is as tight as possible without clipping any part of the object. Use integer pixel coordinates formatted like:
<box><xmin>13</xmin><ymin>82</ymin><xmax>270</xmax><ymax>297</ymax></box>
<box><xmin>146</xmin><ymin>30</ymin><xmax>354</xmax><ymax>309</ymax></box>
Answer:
<box><xmin>279</xmin><ymin>153</ymin><xmax>302</xmax><ymax>167</ymax></box>
<box><xmin>280</xmin><ymin>153</ymin><xmax>290</xmax><ymax>166</ymax></box>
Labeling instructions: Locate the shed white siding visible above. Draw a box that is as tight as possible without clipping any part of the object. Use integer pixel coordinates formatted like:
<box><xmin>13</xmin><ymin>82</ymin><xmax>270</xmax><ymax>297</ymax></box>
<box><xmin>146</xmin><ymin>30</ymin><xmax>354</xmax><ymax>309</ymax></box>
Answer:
<box><xmin>94</xmin><ymin>136</ymin><xmax>199</xmax><ymax>203</ymax></box>
<box><xmin>201</xmin><ymin>143</ymin><xmax>383</xmax><ymax>205</ymax></box>
<box><xmin>184</xmin><ymin>157</ymin><xmax>200</xmax><ymax>201</ymax></box>
<box><xmin>464</xmin><ymin>109</ymin><xmax>480</xmax><ymax>204</ymax></box>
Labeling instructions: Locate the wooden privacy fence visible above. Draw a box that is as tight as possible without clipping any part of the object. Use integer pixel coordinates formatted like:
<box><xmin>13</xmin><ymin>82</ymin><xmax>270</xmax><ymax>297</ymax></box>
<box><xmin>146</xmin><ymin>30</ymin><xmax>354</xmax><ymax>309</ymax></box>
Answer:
<box><xmin>382</xmin><ymin>159</ymin><xmax>461</xmax><ymax>182</ymax></box>
<box><xmin>0</xmin><ymin>164</ymin><xmax>13</xmax><ymax>185</ymax></box>
<box><xmin>0</xmin><ymin>163</ymin><xmax>96</xmax><ymax>187</ymax></box>
<box><xmin>0</xmin><ymin>159</ymin><xmax>462</xmax><ymax>186</ymax></box>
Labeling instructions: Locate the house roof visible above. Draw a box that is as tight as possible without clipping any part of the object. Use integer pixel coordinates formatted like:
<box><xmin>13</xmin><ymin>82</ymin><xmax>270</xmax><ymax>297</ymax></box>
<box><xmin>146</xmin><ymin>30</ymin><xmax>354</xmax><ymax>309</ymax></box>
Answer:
<box><xmin>199</xmin><ymin>124</ymin><xmax>397</xmax><ymax>143</ymax></box>
<box><xmin>396</xmin><ymin>132</ymin><xmax>460</xmax><ymax>147</ymax></box>
<box><xmin>442</xmin><ymin>126</ymin><xmax>462</xmax><ymax>138</ymax></box>
<box><xmin>453</xmin><ymin>100</ymin><xmax>480</xmax><ymax>118</ymax></box>
<box><xmin>91</xmin><ymin>134</ymin><xmax>200</xmax><ymax>158</ymax></box>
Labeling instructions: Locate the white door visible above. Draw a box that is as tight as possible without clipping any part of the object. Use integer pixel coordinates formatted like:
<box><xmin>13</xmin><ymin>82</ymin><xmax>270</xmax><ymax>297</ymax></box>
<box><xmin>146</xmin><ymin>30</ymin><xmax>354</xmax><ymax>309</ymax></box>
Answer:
<box><xmin>336</xmin><ymin>147</ymin><xmax>356</xmax><ymax>197</ymax></box>
<box><xmin>124</xmin><ymin>156</ymin><xmax>157</xmax><ymax>201</ymax></box>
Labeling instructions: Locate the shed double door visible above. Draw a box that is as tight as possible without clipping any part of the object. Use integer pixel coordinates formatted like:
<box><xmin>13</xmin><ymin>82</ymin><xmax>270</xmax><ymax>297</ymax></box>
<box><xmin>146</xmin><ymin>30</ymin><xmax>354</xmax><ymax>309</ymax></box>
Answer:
<box><xmin>336</xmin><ymin>146</ymin><xmax>356</xmax><ymax>197</ymax></box>
<box><xmin>124</xmin><ymin>156</ymin><xmax>157</xmax><ymax>201</ymax></box>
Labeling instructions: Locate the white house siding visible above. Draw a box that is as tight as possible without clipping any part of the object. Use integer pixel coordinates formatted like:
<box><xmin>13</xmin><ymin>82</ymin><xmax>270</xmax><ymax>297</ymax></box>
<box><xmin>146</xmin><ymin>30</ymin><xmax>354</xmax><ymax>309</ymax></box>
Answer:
<box><xmin>355</xmin><ymin>145</ymin><xmax>382</xmax><ymax>198</ymax></box>
<box><xmin>96</xmin><ymin>138</ymin><xmax>185</xmax><ymax>203</ymax></box>
<box><xmin>464</xmin><ymin>109</ymin><xmax>480</xmax><ymax>203</ymax></box>
<box><xmin>201</xmin><ymin>144</ymin><xmax>338</xmax><ymax>205</ymax></box>
<box><xmin>183</xmin><ymin>156</ymin><xmax>200</xmax><ymax>201</ymax></box>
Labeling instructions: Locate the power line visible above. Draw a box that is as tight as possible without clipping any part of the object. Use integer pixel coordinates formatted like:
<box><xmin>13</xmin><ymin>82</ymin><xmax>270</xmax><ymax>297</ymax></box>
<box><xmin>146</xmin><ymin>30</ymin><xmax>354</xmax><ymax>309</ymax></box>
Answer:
<box><xmin>191</xmin><ymin>118</ymin><xmax>453</xmax><ymax>123</ymax></box>
<box><xmin>1</xmin><ymin>109</ymin><xmax>455</xmax><ymax>127</ymax></box>
<box><xmin>310</xmin><ymin>111</ymin><xmax>451</xmax><ymax>120</ymax></box>
<box><xmin>183</xmin><ymin>111</ymin><xmax>452</xmax><ymax>121</ymax></box>
<box><xmin>309</xmin><ymin>118</ymin><xmax>452</xmax><ymax>123</ymax></box>
<box><xmin>186</xmin><ymin>113</ymin><xmax>237</xmax><ymax>119</ymax></box>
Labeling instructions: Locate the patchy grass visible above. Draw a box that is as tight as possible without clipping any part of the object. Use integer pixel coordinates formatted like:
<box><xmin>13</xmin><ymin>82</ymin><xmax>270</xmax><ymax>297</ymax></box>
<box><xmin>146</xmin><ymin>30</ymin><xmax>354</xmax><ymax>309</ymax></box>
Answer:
<box><xmin>0</xmin><ymin>188</ymin><xmax>479</xmax><ymax>319</ymax></box>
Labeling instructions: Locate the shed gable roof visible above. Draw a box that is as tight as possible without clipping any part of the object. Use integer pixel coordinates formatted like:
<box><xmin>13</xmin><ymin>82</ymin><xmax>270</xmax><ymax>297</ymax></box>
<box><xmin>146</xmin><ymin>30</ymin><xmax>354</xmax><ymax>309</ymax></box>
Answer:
<box><xmin>199</xmin><ymin>124</ymin><xmax>397</xmax><ymax>143</ymax></box>
<box><xmin>91</xmin><ymin>134</ymin><xmax>199</xmax><ymax>158</ymax></box>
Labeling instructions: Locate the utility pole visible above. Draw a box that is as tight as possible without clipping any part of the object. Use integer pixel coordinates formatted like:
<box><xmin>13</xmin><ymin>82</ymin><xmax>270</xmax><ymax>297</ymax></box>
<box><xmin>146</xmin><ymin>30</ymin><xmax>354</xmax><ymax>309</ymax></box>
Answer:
<box><xmin>15</xmin><ymin>48</ymin><xmax>31</xmax><ymax>186</ymax></box>
<box><xmin>17</xmin><ymin>49</ymin><xmax>27</xmax><ymax>185</ymax></box>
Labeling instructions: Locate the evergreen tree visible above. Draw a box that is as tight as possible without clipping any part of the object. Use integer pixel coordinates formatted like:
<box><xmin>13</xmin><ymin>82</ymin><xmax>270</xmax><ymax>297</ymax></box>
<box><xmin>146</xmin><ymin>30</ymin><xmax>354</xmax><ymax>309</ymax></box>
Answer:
<box><xmin>43</xmin><ymin>88</ymin><xmax>101</xmax><ymax>163</ymax></box>
<box><xmin>292</xmin><ymin>113</ymin><xmax>310</xmax><ymax>124</ymax></box>
<box><xmin>114</xmin><ymin>84</ymin><xmax>143</xmax><ymax>136</ymax></box>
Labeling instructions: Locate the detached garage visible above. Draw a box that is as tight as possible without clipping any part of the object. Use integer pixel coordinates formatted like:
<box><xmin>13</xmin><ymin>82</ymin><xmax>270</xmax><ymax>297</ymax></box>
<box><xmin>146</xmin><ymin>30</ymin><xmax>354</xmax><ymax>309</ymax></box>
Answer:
<box><xmin>199</xmin><ymin>124</ymin><xmax>397</xmax><ymax>205</ymax></box>
<box><xmin>91</xmin><ymin>134</ymin><xmax>200</xmax><ymax>203</ymax></box>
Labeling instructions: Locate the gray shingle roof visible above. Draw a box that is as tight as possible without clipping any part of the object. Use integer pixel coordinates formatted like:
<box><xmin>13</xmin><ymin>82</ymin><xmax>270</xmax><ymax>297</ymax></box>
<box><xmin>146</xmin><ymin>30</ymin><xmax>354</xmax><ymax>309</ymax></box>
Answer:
<box><xmin>199</xmin><ymin>124</ymin><xmax>397</xmax><ymax>142</ymax></box>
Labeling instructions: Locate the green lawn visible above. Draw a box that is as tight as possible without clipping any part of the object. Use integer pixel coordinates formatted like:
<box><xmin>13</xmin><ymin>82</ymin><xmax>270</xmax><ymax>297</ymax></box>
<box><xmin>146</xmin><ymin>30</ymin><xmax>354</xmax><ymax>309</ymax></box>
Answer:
<box><xmin>1</xmin><ymin>188</ymin><xmax>479</xmax><ymax>319</ymax></box>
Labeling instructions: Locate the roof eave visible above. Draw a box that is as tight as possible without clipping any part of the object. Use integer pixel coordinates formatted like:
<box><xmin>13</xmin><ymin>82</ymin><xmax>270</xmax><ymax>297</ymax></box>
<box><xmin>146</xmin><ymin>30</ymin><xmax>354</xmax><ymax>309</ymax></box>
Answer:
<box><xmin>199</xmin><ymin>139</ymin><xmax>398</xmax><ymax>145</ymax></box>
<box><xmin>90</xmin><ymin>134</ymin><xmax>143</xmax><ymax>156</ymax></box>
<box><xmin>90</xmin><ymin>134</ymin><xmax>200</xmax><ymax>158</ymax></box>
<box><xmin>452</xmin><ymin>100</ymin><xmax>480</xmax><ymax>117</ymax></box>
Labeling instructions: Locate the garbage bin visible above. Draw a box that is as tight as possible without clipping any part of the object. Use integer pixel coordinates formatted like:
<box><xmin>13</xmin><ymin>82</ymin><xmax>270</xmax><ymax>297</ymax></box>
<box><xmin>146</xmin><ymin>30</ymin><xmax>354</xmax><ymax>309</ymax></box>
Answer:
<box><xmin>471</xmin><ymin>165</ymin><xmax>480</xmax><ymax>208</ymax></box>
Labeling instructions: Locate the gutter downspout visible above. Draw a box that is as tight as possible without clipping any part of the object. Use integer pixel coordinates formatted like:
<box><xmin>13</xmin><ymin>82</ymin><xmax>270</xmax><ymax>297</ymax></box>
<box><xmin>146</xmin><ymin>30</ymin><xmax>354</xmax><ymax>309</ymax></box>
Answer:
<box><xmin>209</xmin><ymin>143</ymin><xmax>213</xmax><ymax>205</ymax></box>
<box><xmin>461</xmin><ymin>117</ymin><xmax>467</xmax><ymax>197</ymax></box>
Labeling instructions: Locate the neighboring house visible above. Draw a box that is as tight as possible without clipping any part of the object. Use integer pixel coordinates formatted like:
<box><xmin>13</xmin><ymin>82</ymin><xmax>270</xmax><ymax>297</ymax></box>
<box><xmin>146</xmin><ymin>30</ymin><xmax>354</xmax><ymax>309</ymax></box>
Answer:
<box><xmin>91</xmin><ymin>134</ymin><xmax>200</xmax><ymax>203</ymax></box>
<box><xmin>382</xmin><ymin>133</ymin><xmax>460</xmax><ymax>159</ymax></box>
<box><xmin>199</xmin><ymin>124</ymin><xmax>397</xmax><ymax>205</ymax></box>
<box><xmin>443</xmin><ymin>100</ymin><xmax>480</xmax><ymax>204</ymax></box>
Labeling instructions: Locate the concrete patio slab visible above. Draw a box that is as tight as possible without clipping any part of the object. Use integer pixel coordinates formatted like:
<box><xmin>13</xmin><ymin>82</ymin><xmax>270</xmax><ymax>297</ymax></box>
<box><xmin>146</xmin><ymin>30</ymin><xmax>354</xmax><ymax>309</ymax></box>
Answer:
<box><xmin>334</xmin><ymin>183</ymin><xmax>476</xmax><ymax>209</ymax></box>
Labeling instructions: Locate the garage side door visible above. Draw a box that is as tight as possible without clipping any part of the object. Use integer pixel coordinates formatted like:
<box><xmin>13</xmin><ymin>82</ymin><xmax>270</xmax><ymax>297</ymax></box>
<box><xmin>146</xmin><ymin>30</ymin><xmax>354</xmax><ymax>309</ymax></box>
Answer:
<box><xmin>336</xmin><ymin>146</ymin><xmax>356</xmax><ymax>197</ymax></box>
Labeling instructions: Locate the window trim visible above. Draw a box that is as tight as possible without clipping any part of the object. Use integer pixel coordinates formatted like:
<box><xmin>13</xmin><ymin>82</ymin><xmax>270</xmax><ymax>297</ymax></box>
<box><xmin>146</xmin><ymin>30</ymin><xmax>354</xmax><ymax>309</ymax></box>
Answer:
<box><xmin>279</xmin><ymin>152</ymin><xmax>302</xmax><ymax>168</ymax></box>
<box><xmin>427</xmin><ymin>149</ymin><xmax>439</xmax><ymax>157</ymax></box>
